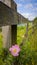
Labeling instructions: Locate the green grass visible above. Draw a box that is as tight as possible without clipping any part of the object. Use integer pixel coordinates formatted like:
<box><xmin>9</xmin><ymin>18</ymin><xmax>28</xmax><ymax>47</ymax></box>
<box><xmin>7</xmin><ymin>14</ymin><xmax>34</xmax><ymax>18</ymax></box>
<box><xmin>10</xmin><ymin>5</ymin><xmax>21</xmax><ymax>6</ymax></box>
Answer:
<box><xmin>0</xmin><ymin>32</ymin><xmax>3</xmax><ymax>48</ymax></box>
<box><xmin>17</xmin><ymin>25</ymin><xmax>26</xmax><ymax>45</ymax></box>
<box><xmin>17</xmin><ymin>23</ymin><xmax>35</xmax><ymax>45</ymax></box>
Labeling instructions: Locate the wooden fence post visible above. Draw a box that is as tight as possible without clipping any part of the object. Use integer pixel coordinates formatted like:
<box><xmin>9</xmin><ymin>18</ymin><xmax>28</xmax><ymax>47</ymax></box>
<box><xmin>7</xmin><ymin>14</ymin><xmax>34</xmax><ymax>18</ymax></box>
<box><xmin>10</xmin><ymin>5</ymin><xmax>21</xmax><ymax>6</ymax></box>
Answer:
<box><xmin>2</xmin><ymin>25</ymin><xmax>17</xmax><ymax>48</ymax></box>
<box><xmin>2</xmin><ymin>26</ymin><xmax>11</xmax><ymax>48</ymax></box>
<box><xmin>32</xmin><ymin>22</ymin><xmax>34</xmax><ymax>33</ymax></box>
<box><xmin>26</xmin><ymin>22</ymin><xmax>29</xmax><ymax>40</ymax></box>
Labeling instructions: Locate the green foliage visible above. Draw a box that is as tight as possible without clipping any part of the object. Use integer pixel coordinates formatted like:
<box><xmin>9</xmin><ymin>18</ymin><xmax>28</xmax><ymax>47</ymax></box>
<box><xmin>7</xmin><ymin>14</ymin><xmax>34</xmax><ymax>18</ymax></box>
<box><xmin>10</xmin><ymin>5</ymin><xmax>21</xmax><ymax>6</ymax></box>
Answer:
<box><xmin>13</xmin><ymin>41</ymin><xmax>37</xmax><ymax>65</ymax></box>
<box><xmin>17</xmin><ymin>22</ymin><xmax>37</xmax><ymax>65</ymax></box>
<box><xmin>0</xmin><ymin>48</ymin><xmax>14</xmax><ymax>65</ymax></box>
<box><xmin>33</xmin><ymin>17</ymin><xmax>37</xmax><ymax>25</ymax></box>
<box><xmin>17</xmin><ymin>25</ymin><xmax>26</xmax><ymax>45</ymax></box>
<box><xmin>0</xmin><ymin>32</ymin><xmax>3</xmax><ymax>48</ymax></box>
<box><xmin>0</xmin><ymin>44</ymin><xmax>37</xmax><ymax>65</ymax></box>
<box><xmin>0</xmin><ymin>19</ymin><xmax>37</xmax><ymax>65</ymax></box>
<box><xmin>29</xmin><ymin>29</ymin><xmax>37</xmax><ymax>51</ymax></box>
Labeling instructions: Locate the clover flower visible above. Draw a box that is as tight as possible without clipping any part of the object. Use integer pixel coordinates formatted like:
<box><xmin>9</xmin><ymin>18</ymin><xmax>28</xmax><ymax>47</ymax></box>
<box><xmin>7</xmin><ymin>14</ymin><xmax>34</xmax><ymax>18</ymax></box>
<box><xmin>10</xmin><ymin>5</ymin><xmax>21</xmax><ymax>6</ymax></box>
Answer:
<box><xmin>9</xmin><ymin>45</ymin><xmax>20</xmax><ymax>56</ymax></box>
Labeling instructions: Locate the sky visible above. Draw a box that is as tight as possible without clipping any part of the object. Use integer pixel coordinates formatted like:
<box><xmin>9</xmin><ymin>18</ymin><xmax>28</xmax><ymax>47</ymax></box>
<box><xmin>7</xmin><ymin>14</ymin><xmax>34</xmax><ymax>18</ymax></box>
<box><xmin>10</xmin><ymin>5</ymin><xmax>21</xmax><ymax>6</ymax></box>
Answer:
<box><xmin>14</xmin><ymin>0</ymin><xmax>37</xmax><ymax>21</ymax></box>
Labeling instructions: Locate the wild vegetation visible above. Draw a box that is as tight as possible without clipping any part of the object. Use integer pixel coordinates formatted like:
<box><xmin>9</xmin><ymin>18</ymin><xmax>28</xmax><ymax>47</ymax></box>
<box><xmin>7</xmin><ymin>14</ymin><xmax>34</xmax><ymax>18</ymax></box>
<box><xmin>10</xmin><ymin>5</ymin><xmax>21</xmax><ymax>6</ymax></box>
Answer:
<box><xmin>0</xmin><ymin>18</ymin><xmax>37</xmax><ymax>65</ymax></box>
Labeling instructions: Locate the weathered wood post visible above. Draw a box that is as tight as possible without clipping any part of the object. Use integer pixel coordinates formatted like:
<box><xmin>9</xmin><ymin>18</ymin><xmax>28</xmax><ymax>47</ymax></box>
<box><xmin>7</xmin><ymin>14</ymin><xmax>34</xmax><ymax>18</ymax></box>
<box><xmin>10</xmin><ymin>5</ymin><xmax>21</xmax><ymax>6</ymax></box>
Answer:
<box><xmin>1</xmin><ymin>0</ymin><xmax>11</xmax><ymax>48</ymax></box>
<box><xmin>26</xmin><ymin>22</ymin><xmax>29</xmax><ymax>40</ymax></box>
<box><xmin>32</xmin><ymin>22</ymin><xmax>34</xmax><ymax>34</ymax></box>
<box><xmin>2</xmin><ymin>26</ymin><xmax>12</xmax><ymax>48</ymax></box>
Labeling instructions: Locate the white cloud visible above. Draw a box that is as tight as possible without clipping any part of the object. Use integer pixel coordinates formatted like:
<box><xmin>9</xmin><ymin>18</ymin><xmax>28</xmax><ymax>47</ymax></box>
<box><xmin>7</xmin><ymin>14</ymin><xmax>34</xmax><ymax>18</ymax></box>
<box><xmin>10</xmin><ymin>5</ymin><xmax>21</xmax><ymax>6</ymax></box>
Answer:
<box><xmin>14</xmin><ymin>0</ymin><xmax>37</xmax><ymax>21</ymax></box>
<box><xmin>21</xmin><ymin>13</ymin><xmax>36</xmax><ymax>21</ymax></box>
<box><xmin>22</xmin><ymin>13</ymin><xmax>29</xmax><ymax>18</ymax></box>
<box><xmin>28</xmin><ymin>16</ymin><xmax>35</xmax><ymax>21</ymax></box>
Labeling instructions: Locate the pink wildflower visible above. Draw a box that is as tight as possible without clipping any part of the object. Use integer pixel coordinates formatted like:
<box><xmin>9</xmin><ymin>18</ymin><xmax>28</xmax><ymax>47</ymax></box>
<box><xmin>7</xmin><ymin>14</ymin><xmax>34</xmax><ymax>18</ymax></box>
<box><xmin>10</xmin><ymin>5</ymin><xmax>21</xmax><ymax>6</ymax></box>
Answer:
<box><xmin>9</xmin><ymin>45</ymin><xmax>20</xmax><ymax>56</ymax></box>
